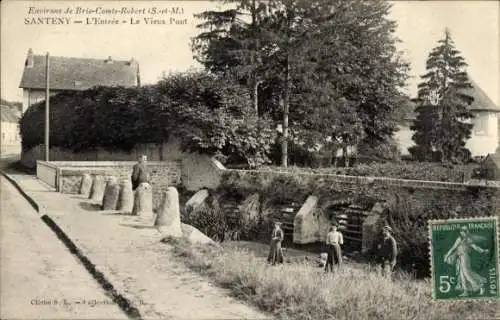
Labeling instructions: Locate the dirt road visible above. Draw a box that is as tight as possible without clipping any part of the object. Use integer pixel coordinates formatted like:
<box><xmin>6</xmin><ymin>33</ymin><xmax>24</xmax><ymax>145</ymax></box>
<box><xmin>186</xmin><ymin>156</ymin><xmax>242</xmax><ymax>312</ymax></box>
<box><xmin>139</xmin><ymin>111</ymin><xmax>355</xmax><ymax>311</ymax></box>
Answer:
<box><xmin>0</xmin><ymin>175</ymin><xmax>126</xmax><ymax>320</ymax></box>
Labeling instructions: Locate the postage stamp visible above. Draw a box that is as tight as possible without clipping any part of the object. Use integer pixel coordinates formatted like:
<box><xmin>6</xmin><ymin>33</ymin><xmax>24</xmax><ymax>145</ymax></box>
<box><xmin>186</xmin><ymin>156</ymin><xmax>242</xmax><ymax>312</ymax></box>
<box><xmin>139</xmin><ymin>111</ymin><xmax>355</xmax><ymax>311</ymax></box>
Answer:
<box><xmin>429</xmin><ymin>217</ymin><xmax>499</xmax><ymax>300</ymax></box>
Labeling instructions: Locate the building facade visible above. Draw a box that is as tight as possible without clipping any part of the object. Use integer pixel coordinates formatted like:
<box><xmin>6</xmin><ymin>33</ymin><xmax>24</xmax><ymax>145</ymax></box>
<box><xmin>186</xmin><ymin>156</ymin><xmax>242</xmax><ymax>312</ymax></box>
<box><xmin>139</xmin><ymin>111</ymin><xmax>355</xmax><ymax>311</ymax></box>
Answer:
<box><xmin>19</xmin><ymin>49</ymin><xmax>141</xmax><ymax>113</ymax></box>
<box><xmin>394</xmin><ymin>79</ymin><xmax>500</xmax><ymax>158</ymax></box>
<box><xmin>1</xmin><ymin>106</ymin><xmax>21</xmax><ymax>146</ymax></box>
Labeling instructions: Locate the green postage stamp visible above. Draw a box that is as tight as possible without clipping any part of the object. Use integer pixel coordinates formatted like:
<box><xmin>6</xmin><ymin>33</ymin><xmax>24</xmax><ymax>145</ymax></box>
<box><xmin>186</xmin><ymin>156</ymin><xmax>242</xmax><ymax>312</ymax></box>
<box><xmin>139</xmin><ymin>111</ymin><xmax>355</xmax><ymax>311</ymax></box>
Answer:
<box><xmin>429</xmin><ymin>217</ymin><xmax>499</xmax><ymax>300</ymax></box>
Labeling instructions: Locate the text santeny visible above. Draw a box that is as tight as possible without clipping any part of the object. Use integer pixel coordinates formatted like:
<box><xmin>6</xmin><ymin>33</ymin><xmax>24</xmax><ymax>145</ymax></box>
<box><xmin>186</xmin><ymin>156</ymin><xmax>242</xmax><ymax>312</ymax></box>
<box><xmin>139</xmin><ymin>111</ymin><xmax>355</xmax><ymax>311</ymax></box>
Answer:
<box><xmin>24</xmin><ymin>17</ymin><xmax>71</xmax><ymax>25</ymax></box>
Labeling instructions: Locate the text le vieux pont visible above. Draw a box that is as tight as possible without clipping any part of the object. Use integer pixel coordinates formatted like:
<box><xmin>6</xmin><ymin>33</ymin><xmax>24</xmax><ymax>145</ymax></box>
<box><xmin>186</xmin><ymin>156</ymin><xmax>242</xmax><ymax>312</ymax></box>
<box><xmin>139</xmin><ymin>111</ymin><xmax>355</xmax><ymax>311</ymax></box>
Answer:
<box><xmin>24</xmin><ymin>17</ymin><xmax>188</xmax><ymax>25</ymax></box>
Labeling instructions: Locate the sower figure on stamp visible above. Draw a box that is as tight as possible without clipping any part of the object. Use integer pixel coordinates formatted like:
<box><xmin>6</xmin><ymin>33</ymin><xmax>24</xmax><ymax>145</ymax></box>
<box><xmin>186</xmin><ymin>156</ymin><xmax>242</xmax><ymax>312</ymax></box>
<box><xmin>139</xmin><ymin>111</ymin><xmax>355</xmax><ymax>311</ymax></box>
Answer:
<box><xmin>267</xmin><ymin>221</ymin><xmax>284</xmax><ymax>265</ymax></box>
<box><xmin>325</xmin><ymin>224</ymin><xmax>343</xmax><ymax>273</ymax></box>
<box><xmin>131</xmin><ymin>154</ymin><xmax>150</xmax><ymax>191</ymax></box>
<box><xmin>444</xmin><ymin>226</ymin><xmax>488</xmax><ymax>297</ymax></box>
<box><xmin>377</xmin><ymin>225</ymin><xmax>398</xmax><ymax>278</ymax></box>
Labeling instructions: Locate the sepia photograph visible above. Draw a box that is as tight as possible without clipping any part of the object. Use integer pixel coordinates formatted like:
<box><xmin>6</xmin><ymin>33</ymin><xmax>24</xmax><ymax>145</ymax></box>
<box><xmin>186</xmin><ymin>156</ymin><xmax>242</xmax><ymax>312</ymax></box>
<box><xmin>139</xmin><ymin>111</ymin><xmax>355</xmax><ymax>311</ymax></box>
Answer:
<box><xmin>1</xmin><ymin>0</ymin><xmax>499</xmax><ymax>319</ymax></box>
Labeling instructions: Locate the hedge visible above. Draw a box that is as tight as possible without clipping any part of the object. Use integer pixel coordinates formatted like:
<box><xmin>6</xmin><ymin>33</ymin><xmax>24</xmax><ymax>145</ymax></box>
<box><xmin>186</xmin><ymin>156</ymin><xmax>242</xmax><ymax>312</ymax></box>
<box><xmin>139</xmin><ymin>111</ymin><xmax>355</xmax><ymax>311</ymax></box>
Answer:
<box><xmin>258</xmin><ymin>161</ymin><xmax>477</xmax><ymax>183</ymax></box>
<box><xmin>19</xmin><ymin>72</ymin><xmax>277</xmax><ymax>166</ymax></box>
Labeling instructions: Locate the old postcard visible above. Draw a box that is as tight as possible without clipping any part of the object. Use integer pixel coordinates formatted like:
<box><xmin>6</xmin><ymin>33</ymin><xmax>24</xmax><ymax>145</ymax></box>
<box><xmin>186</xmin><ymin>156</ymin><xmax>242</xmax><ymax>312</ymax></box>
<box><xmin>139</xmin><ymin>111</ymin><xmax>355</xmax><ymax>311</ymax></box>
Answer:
<box><xmin>1</xmin><ymin>1</ymin><xmax>499</xmax><ymax>319</ymax></box>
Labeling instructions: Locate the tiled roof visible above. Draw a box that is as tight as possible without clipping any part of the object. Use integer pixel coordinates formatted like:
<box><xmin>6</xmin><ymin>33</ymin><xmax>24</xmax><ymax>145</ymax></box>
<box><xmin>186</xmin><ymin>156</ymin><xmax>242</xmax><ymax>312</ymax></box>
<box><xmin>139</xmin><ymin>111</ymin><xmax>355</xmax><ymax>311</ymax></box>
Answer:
<box><xmin>1</xmin><ymin>106</ymin><xmax>21</xmax><ymax>123</ymax></box>
<box><xmin>465</xmin><ymin>78</ymin><xmax>499</xmax><ymax>112</ymax></box>
<box><xmin>19</xmin><ymin>52</ymin><xmax>139</xmax><ymax>90</ymax></box>
<box><xmin>406</xmin><ymin>77</ymin><xmax>499</xmax><ymax>121</ymax></box>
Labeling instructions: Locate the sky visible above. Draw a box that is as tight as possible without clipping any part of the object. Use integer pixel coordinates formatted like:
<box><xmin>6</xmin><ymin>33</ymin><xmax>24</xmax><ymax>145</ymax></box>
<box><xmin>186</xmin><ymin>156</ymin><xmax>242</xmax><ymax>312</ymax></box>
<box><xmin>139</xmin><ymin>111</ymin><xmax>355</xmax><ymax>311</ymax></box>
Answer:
<box><xmin>1</xmin><ymin>0</ymin><xmax>499</xmax><ymax>105</ymax></box>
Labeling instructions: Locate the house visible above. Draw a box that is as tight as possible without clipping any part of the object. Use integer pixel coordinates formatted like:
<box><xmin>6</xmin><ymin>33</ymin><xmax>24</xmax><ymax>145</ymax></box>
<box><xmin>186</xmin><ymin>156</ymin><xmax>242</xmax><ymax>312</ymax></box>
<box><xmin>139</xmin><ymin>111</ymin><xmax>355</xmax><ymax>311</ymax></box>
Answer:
<box><xmin>1</xmin><ymin>106</ymin><xmax>21</xmax><ymax>146</ymax></box>
<box><xmin>463</xmin><ymin>79</ymin><xmax>500</xmax><ymax>157</ymax></box>
<box><xmin>19</xmin><ymin>49</ymin><xmax>141</xmax><ymax>113</ymax></box>
<box><xmin>394</xmin><ymin>79</ymin><xmax>500</xmax><ymax>158</ymax></box>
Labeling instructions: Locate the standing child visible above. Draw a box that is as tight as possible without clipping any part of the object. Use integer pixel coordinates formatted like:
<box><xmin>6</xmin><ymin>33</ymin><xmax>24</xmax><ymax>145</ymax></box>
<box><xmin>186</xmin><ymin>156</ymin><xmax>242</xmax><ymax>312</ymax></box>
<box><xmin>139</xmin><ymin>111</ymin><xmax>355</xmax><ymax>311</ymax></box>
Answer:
<box><xmin>325</xmin><ymin>224</ymin><xmax>343</xmax><ymax>273</ymax></box>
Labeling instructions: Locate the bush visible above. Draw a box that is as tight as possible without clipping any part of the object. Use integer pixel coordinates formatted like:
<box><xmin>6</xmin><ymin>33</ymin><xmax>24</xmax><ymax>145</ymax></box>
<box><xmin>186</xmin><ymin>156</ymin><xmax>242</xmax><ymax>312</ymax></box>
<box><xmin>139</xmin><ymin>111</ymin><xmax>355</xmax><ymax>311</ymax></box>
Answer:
<box><xmin>384</xmin><ymin>188</ymin><xmax>497</xmax><ymax>277</ymax></box>
<box><xmin>259</xmin><ymin>161</ymin><xmax>477</xmax><ymax>183</ymax></box>
<box><xmin>180</xmin><ymin>193</ymin><xmax>265</xmax><ymax>242</ymax></box>
<box><xmin>19</xmin><ymin>72</ymin><xmax>277</xmax><ymax>166</ymax></box>
<box><xmin>181</xmin><ymin>198</ymin><xmax>227</xmax><ymax>242</ymax></box>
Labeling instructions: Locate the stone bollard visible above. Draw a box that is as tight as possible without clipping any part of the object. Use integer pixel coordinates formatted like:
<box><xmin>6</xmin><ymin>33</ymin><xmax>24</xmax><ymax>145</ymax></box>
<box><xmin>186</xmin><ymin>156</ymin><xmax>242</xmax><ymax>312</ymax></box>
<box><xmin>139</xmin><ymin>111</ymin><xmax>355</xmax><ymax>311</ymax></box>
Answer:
<box><xmin>102</xmin><ymin>179</ymin><xmax>120</xmax><ymax>210</ymax></box>
<box><xmin>132</xmin><ymin>182</ymin><xmax>153</xmax><ymax>218</ymax></box>
<box><xmin>155</xmin><ymin>187</ymin><xmax>182</xmax><ymax>237</ymax></box>
<box><xmin>117</xmin><ymin>180</ymin><xmax>134</xmax><ymax>214</ymax></box>
<box><xmin>80</xmin><ymin>173</ymin><xmax>93</xmax><ymax>197</ymax></box>
<box><xmin>105</xmin><ymin>176</ymin><xmax>118</xmax><ymax>185</ymax></box>
<box><xmin>89</xmin><ymin>175</ymin><xmax>107</xmax><ymax>203</ymax></box>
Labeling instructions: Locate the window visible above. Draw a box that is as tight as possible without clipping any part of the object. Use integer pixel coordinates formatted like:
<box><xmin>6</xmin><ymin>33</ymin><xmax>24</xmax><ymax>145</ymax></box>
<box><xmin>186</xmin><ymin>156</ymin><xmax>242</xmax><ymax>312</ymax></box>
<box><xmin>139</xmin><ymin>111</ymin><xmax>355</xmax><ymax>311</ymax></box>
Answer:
<box><xmin>474</xmin><ymin>115</ymin><xmax>489</xmax><ymax>136</ymax></box>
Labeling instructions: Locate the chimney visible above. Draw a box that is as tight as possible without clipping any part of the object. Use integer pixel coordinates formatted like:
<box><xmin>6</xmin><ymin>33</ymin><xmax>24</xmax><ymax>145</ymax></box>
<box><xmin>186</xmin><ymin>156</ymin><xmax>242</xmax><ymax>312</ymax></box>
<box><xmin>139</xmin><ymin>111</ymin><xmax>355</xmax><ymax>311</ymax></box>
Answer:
<box><xmin>127</xmin><ymin>58</ymin><xmax>137</xmax><ymax>66</ymax></box>
<box><xmin>25</xmin><ymin>48</ymin><xmax>34</xmax><ymax>68</ymax></box>
<box><xmin>128</xmin><ymin>58</ymin><xmax>140</xmax><ymax>87</ymax></box>
<box><xmin>105</xmin><ymin>56</ymin><xmax>112</xmax><ymax>63</ymax></box>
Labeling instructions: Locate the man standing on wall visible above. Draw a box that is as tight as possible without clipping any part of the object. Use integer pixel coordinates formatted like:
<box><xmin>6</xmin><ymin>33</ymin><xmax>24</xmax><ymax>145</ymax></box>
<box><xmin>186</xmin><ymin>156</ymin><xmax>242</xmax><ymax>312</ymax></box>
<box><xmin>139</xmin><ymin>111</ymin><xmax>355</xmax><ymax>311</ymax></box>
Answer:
<box><xmin>131</xmin><ymin>154</ymin><xmax>150</xmax><ymax>190</ymax></box>
<box><xmin>377</xmin><ymin>225</ymin><xmax>398</xmax><ymax>278</ymax></box>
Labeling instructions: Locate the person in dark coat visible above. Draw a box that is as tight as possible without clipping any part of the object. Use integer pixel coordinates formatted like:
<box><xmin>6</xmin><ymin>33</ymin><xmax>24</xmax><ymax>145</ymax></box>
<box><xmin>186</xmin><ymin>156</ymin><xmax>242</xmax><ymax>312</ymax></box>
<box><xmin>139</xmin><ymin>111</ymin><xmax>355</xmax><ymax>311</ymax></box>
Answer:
<box><xmin>131</xmin><ymin>154</ymin><xmax>150</xmax><ymax>190</ymax></box>
<box><xmin>325</xmin><ymin>224</ymin><xmax>343</xmax><ymax>273</ymax></box>
<box><xmin>267</xmin><ymin>221</ymin><xmax>284</xmax><ymax>265</ymax></box>
<box><xmin>377</xmin><ymin>225</ymin><xmax>398</xmax><ymax>277</ymax></box>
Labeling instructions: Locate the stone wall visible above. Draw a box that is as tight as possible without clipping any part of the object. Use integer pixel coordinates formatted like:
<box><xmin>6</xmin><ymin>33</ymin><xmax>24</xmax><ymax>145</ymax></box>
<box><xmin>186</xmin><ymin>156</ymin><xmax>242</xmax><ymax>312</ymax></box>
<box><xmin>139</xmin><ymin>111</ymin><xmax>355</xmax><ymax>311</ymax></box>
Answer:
<box><xmin>181</xmin><ymin>154</ymin><xmax>225</xmax><ymax>191</ymax></box>
<box><xmin>36</xmin><ymin>161</ymin><xmax>58</xmax><ymax>188</ymax></box>
<box><xmin>219</xmin><ymin>168</ymin><xmax>500</xmax><ymax>193</ymax></box>
<box><xmin>40</xmin><ymin>161</ymin><xmax>181</xmax><ymax>209</ymax></box>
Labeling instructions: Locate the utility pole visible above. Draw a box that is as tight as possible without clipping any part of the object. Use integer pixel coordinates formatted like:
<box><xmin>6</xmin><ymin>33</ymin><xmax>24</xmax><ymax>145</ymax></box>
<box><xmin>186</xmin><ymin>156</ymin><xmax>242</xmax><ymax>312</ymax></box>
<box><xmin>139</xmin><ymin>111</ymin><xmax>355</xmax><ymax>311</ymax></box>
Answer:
<box><xmin>45</xmin><ymin>52</ymin><xmax>50</xmax><ymax>161</ymax></box>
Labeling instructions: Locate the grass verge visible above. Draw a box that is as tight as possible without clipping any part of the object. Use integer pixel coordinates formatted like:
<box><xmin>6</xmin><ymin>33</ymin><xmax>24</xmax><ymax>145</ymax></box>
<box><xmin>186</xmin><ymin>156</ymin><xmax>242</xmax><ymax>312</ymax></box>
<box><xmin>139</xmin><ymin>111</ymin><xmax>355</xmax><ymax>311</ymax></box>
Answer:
<box><xmin>164</xmin><ymin>237</ymin><xmax>497</xmax><ymax>320</ymax></box>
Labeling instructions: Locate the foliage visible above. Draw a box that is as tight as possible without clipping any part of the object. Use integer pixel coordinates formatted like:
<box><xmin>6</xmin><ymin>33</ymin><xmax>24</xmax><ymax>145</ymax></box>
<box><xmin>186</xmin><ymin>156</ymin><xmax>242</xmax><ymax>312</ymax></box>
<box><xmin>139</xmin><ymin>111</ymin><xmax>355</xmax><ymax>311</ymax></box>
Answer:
<box><xmin>192</xmin><ymin>0</ymin><xmax>411</xmax><ymax>166</ymax></box>
<box><xmin>385</xmin><ymin>189</ymin><xmax>496</xmax><ymax>277</ymax></box>
<box><xmin>356</xmin><ymin>138</ymin><xmax>402</xmax><ymax>162</ymax></box>
<box><xmin>181</xmin><ymin>201</ymin><xmax>228</xmax><ymax>242</ymax></box>
<box><xmin>165</xmin><ymin>237</ymin><xmax>495</xmax><ymax>320</ymax></box>
<box><xmin>410</xmin><ymin>29</ymin><xmax>474</xmax><ymax>163</ymax></box>
<box><xmin>19</xmin><ymin>72</ymin><xmax>277</xmax><ymax>167</ymax></box>
<box><xmin>258</xmin><ymin>162</ymin><xmax>477</xmax><ymax>182</ymax></box>
<box><xmin>180</xmin><ymin>194</ymin><xmax>264</xmax><ymax>242</ymax></box>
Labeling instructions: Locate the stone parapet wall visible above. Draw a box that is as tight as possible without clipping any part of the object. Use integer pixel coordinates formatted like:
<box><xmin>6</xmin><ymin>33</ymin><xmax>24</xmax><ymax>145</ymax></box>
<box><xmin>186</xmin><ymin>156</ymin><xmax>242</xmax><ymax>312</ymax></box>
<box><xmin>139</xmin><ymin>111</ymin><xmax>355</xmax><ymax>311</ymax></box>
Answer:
<box><xmin>38</xmin><ymin>161</ymin><xmax>182</xmax><ymax>210</ymax></box>
<box><xmin>36</xmin><ymin>161</ymin><xmax>59</xmax><ymax>188</ymax></box>
<box><xmin>221</xmin><ymin>168</ymin><xmax>500</xmax><ymax>192</ymax></box>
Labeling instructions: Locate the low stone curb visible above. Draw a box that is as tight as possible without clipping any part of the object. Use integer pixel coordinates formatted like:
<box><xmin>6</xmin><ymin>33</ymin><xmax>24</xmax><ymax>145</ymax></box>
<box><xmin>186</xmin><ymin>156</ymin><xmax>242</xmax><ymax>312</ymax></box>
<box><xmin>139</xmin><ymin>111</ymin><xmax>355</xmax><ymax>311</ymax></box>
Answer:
<box><xmin>1</xmin><ymin>171</ymin><xmax>142</xmax><ymax>320</ymax></box>
<box><xmin>1</xmin><ymin>171</ymin><xmax>40</xmax><ymax>213</ymax></box>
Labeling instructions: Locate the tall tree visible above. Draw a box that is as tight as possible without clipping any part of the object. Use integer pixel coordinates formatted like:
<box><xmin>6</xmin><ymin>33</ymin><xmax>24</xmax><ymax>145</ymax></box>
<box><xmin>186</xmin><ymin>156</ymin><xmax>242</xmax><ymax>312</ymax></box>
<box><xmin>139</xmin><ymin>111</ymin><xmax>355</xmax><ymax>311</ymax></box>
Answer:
<box><xmin>269</xmin><ymin>0</ymin><xmax>409</xmax><ymax>166</ymax></box>
<box><xmin>192</xmin><ymin>0</ymin><xmax>273</xmax><ymax>115</ymax></box>
<box><xmin>410</xmin><ymin>28</ymin><xmax>474</xmax><ymax>163</ymax></box>
<box><xmin>192</xmin><ymin>0</ymin><xmax>410</xmax><ymax>167</ymax></box>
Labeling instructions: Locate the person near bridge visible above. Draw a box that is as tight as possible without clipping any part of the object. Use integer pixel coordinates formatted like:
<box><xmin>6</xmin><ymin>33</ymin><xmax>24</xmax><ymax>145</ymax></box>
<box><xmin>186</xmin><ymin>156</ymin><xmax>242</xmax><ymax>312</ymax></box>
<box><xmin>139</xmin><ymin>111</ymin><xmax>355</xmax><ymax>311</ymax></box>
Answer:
<box><xmin>131</xmin><ymin>154</ymin><xmax>150</xmax><ymax>190</ymax></box>
<box><xmin>325</xmin><ymin>223</ymin><xmax>343</xmax><ymax>273</ymax></box>
<box><xmin>377</xmin><ymin>225</ymin><xmax>398</xmax><ymax>278</ymax></box>
<box><xmin>267</xmin><ymin>221</ymin><xmax>284</xmax><ymax>265</ymax></box>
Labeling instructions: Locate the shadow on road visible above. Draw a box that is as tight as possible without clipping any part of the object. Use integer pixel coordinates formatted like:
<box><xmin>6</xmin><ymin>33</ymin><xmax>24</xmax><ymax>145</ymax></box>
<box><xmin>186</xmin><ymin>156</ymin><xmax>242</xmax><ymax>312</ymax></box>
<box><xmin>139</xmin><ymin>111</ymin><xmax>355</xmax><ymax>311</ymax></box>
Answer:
<box><xmin>78</xmin><ymin>202</ymin><xmax>102</xmax><ymax>211</ymax></box>
<box><xmin>0</xmin><ymin>155</ymin><xmax>34</xmax><ymax>175</ymax></box>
